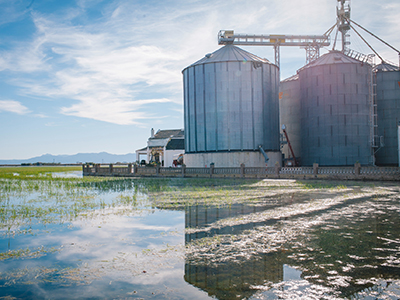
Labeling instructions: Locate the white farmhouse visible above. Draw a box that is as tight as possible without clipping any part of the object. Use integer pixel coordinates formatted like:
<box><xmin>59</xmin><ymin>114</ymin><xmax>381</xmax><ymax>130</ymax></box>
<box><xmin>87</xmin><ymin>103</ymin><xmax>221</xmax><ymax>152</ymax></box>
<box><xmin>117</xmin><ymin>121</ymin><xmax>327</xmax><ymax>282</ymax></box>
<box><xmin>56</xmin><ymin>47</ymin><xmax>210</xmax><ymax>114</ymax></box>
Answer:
<box><xmin>136</xmin><ymin>128</ymin><xmax>184</xmax><ymax>167</ymax></box>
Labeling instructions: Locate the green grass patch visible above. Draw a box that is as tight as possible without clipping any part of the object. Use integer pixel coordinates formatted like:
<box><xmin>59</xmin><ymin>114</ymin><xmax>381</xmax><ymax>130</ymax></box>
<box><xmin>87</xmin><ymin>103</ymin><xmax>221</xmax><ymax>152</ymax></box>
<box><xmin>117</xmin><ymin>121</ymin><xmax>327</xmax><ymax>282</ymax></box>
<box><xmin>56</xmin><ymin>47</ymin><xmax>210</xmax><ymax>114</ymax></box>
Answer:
<box><xmin>0</xmin><ymin>166</ymin><xmax>82</xmax><ymax>180</ymax></box>
<box><xmin>0</xmin><ymin>246</ymin><xmax>59</xmax><ymax>261</ymax></box>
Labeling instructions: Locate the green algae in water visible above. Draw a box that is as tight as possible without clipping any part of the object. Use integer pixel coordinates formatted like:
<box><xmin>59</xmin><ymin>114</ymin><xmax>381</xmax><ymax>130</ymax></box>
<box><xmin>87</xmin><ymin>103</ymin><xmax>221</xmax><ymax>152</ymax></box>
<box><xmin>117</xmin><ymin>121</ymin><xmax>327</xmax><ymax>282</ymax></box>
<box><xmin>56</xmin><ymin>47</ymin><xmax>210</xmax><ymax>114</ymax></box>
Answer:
<box><xmin>0</xmin><ymin>171</ymin><xmax>399</xmax><ymax>299</ymax></box>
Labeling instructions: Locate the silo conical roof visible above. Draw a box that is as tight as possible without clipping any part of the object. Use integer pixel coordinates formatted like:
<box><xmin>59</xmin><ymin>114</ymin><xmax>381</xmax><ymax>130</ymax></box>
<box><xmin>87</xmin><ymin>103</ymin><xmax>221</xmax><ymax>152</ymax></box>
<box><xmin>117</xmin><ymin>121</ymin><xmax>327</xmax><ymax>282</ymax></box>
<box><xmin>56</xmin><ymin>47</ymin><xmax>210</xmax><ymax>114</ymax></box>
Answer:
<box><xmin>281</xmin><ymin>73</ymin><xmax>299</xmax><ymax>82</ymax></box>
<box><xmin>374</xmin><ymin>62</ymin><xmax>399</xmax><ymax>72</ymax></box>
<box><xmin>184</xmin><ymin>45</ymin><xmax>273</xmax><ymax>71</ymax></box>
<box><xmin>298</xmin><ymin>50</ymin><xmax>368</xmax><ymax>72</ymax></box>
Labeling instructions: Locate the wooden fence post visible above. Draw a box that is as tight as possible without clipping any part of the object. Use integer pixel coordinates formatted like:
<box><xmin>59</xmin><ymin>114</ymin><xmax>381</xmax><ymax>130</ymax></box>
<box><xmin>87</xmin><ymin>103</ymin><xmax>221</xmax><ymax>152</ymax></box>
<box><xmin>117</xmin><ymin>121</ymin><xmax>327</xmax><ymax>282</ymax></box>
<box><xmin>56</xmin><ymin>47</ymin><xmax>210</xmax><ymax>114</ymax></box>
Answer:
<box><xmin>156</xmin><ymin>165</ymin><xmax>160</xmax><ymax>176</ymax></box>
<box><xmin>128</xmin><ymin>163</ymin><xmax>133</xmax><ymax>174</ymax></box>
<box><xmin>275</xmin><ymin>165</ymin><xmax>281</xmax><ymax>176</ymax></box>
<box><xmin>95</xmin><ymin>164</ymin><xmax>100</xmax><ymax>174</ymax></box>
<box><xmin>313</xmin><ymin>163</ymin><xmax>319</xmax><ymax>176</ymax></box>
<box><xmin>134</xmin><ymin>164</ymin><xmax>138</xmax><ymax>174</ymax></box>
<box><xmin>182</xmin><ymin>164</ymin><xmax>186</xmax><ymax>178</ymax></box>
<box><xmin>210</xmin><ymin>163</ymin><xmax>214</xmax><ymax>178</ymax></box>
<box><xmin>240</xmin><ymin>163</ymin><xmax>245</xmax><ymax>178</ymax></box>
<box><xmin>109</xmin><ymin>164</ymin><xmax>113</xmax><ymax>175</ymax></box>
<box><xmin>354</xmin><ymin>162</ymin><xmax>361</xmax><ymax>176</ymax></box>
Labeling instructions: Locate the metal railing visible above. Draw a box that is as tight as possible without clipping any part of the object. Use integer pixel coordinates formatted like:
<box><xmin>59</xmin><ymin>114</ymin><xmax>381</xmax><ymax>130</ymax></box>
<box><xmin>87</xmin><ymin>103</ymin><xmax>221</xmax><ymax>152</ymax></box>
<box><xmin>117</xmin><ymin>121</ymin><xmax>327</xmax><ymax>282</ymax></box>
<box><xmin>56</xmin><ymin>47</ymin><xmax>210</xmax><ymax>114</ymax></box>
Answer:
<box><xmin>136</xmin><ymin>168</ymin><xmax>157</xmax><ymax>175</ymax></box>
<box><xmin>82</xmin><ymin>163</ymin><xmax>400</xmax><ymax>181</ymax></box>
<box><xmin>280</xmin><ymin>167</ymin><xmax>313</xmax><ymax>175</ymax></box>
<box><xmin>185</xmin><ymin>167</ymin><xmax>210</xmax><ymax>174</ymax></box>
<box><xmin>213</xmin><ymin>167</ymin><xmax>241</xmax><ymax>175</ymax></box>
<box><xmin>360</xmin><ymin>166</ymin><xmax>400</xmax><ymax>175</ymax></box>
<box><xmin>318</xmin><ymin>167</ymin><xmax>355</xmax><ymax>175</ymax></box>
<box><xmin>245</xmin><ymin>167</ymin><xmax>268</xmax><ymax>175</ymax></box>
<box><xmin>159</xmin><ymin>168</ymin><xmax>182</xmax><ymax>175</ymax></box>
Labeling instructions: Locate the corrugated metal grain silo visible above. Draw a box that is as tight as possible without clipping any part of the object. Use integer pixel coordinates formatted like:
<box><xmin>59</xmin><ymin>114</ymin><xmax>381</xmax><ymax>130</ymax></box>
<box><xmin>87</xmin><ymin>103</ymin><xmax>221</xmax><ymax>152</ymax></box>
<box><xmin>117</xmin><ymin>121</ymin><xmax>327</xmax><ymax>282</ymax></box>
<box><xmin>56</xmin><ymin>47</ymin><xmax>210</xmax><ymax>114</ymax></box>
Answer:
<box><xmin>375</xmin><ymin>63</ymin><xmax>400</xmax><ymax>166</ymax></box>
<box><xmin>182</xmin><ymin>45</ymin><xmax>281</xmax><ymax>167</ymax></box>
<box><xmin>298</xmin><ymin>50</ymin><xmax>373</xmax><ymax>166</ymax></box>
<box><xmin>279</xmin><ymin>74</ymin><xmax>301</xmax><ymax>164</ymax></box>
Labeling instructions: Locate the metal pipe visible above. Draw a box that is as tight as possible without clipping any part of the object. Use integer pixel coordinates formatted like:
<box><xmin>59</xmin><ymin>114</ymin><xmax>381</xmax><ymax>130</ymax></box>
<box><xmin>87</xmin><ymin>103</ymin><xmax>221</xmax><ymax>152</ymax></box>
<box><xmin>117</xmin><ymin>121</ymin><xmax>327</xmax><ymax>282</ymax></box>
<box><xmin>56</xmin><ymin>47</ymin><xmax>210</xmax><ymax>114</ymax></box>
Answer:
<box><xmin>332</xmin><ymin>26</ymin><xmax>339</xmax><ymax>51</ymax></box>
<box><xmin>258</xmin><ymin>145</ymin><xmax>269</xmax><ymax>164</ymax></box>
<box><xmin>282</xmin><ymin>126</ymin><xmax>298</xmax><ymax>166</ymax></box>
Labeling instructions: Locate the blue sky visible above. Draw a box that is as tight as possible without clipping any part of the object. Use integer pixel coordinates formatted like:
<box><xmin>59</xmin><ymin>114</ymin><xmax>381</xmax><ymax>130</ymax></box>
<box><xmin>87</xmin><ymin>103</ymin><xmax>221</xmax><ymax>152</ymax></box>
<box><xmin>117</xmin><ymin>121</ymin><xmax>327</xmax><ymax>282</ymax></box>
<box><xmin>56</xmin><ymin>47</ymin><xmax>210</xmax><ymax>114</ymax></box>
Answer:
<box><xmin>0</xmin><ymin>0</ymin><xmax>399</xmax><ymax>159</ymax></box>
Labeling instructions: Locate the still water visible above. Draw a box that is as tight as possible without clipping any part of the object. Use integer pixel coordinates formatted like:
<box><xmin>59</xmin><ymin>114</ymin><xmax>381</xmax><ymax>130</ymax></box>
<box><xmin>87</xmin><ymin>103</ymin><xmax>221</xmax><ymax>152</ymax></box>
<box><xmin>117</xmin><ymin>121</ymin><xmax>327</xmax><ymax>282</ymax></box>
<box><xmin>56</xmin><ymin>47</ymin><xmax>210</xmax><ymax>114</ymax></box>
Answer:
<box><xmin>0</xmin><ymin>175</ymin><xmax>399</xmax><ymax>299</ymax></box>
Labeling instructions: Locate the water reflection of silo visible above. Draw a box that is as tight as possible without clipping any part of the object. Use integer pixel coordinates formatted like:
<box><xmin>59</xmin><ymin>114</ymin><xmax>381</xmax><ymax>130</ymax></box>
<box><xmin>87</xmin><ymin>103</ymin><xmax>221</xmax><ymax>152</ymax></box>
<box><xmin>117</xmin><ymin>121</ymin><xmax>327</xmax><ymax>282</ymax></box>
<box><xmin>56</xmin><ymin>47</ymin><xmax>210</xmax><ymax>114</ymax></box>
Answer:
<box><xmin>299</xmin><ymin>51</ymin><xmax>373</xmax><ymax>166</ymax></box>
<box><xmin>184</xmin><ymin>204</ymin><xmax>283</xmax><ymax>299</ymax></box>
<box><xmin>185</xmin><ymin>203</ymin><xmax>264</xmax><ymax>243</ymax></box>
<box><xmin>184</xmin><ymin>253</ymin><xmax>283</xmax><ymax>300</ymax></box>
<box><xmin>374</xmin><ymin>63</ymin><xmax>400</xmax><ymax>166</ymax></box>
<box><xmin>182</xmin><ymin>45</ymin><xmax>281</xmax><ymax>167</ymax></box>
<box><xmin>280</xmin><ymin>74</ymin><xmax>301</xmax><ymax>164</ymax></box>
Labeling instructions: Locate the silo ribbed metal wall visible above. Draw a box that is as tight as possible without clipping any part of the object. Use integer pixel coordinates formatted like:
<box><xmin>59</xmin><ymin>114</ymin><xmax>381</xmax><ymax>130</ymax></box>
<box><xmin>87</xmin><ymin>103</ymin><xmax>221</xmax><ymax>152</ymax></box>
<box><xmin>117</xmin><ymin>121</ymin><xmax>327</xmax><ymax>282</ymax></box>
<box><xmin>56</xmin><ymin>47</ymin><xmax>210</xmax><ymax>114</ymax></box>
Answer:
<box><xmin>375</xmin><ymin>69</ymin><xmax>400</xmax><ymax>166</ymax></box>
<box><xmin>279</xmin><ymin>76</ymin><xmax>301</xmax><ymax>162</ymax></box>
<box><xmin>183</xmin><ymin>61</ymin><xmax>279</xmax><ymax>153</ymax></box>
<box><xmin>299</xmin><ymin>60</ymin><xmax>372</xmax><ymax>166</ymax></box>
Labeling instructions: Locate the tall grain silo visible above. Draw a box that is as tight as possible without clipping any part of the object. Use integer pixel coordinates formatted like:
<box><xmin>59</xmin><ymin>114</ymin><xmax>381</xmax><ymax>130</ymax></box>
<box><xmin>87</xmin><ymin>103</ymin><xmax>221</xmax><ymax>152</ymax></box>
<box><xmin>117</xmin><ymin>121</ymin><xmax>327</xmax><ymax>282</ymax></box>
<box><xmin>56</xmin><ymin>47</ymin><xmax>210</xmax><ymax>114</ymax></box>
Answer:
<box><xmin>298</xmin><ymin>50</ymin><xmax>373</xmax><ymax>166</ymax></box>
<box><xmin>279</xmin><ymin>74</ymin><xmax>301</xmax><ymax>165</ymax></box>
<box><xmin>375</xmin><ymin>63</ymin><xmax>400</xmax><ymax>166</ymax></box>
<box><xmin>182</xmin><ymin>45</ymin><xmax>281</xmax><ymax>167</ymax></box>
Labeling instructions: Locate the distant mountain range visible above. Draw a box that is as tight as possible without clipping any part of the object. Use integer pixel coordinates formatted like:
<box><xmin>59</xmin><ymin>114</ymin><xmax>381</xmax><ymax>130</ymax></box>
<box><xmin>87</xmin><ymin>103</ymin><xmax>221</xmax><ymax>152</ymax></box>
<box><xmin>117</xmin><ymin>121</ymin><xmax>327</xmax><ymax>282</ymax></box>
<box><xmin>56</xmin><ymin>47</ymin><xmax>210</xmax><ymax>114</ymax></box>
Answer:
<box><xmin>0</xmin><ymin>152</ymin><xmax>136</xmax><ymax>165</ymax></box>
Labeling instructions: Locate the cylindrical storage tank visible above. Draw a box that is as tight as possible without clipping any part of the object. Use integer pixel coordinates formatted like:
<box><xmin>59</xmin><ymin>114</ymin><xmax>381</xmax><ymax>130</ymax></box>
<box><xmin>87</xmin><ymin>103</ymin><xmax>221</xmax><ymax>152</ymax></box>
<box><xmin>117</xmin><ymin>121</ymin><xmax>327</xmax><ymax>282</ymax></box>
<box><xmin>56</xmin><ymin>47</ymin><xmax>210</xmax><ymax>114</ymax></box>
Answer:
<box><xmin>182</xmin><ymin>45</ymin><xmax>280</xmax><ymax>167</ymax></box>
<box><xmin>375</xmin><ymin>63</ymin><xmax>400</xmax><ymax>166</ymax></box>
<box><xmin>298</xmin><ymin>51</ymin><xmax>372</xmax><ymax>166</ymax></box>
<box><xmin>280</xmin><ymin>74</ymin><xmax>301</xmax><ymax>165</ymax></box>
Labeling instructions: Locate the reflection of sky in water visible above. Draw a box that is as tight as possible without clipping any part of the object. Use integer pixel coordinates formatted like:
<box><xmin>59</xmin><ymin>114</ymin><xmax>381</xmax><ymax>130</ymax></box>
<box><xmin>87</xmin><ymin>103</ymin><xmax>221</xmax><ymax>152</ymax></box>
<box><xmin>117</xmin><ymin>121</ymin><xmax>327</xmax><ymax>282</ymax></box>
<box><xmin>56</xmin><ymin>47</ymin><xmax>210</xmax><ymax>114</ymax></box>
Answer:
<box><xmin>1</xmin><ymin>178</ymin><xmax>400</xmax><ymax>299</ymax></box>
<box><xmin>1</xmin><ymin>206</ymin><xmax>210</xmax><ymax>299</ymax></box>
<box><xmin>52</xmin><ymin>171</ymin><xmax>83</xmax><ymax>178</ymax></box>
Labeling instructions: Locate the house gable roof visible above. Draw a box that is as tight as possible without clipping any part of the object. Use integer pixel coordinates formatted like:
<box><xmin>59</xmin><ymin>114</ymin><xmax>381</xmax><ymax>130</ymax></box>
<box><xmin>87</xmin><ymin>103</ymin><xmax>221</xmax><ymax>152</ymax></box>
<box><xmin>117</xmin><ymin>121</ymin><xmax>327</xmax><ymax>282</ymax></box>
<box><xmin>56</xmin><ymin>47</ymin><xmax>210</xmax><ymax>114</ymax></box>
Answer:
<box><xmin>165</xmin><ymin>138</ymin><xmax>184</xmax><ymax>150</ymax></box>
<box><xmin>151</xmin><ymin>129</ymin><xmax>184</xmax><ymax>140</ymax></box>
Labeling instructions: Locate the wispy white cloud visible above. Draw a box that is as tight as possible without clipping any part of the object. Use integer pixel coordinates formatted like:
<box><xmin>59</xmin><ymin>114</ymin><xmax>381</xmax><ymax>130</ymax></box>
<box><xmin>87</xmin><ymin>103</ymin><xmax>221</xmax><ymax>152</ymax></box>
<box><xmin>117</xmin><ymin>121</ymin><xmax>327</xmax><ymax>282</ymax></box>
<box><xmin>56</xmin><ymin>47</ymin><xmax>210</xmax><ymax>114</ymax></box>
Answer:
<box><xmin>0</xmin><ymin>7</ymin><xmax>193</xmax><ymax>125</ymax></box>
<box><xmin>0</xmin><ymin>100</ymin><xmax>30</xmax><ymax>114</ymax></box>
<box><xmin>34</xmin><ymin>113</ymin><xmax>48</xmax><ymax>118</ymax></box>
<box><xmin>0</xmin><ymin>37</ymin><xmax>49</xmax><ymax>73</ymax></box>
<box><xmin>1</xmin><ymin>1</ymin><xmax>220</xmax><ymax>125</ymax></box>
<box><xmin>0</xmin><ymin>0</ymin><xmax>399</xmax><ymax>126</ymax></box>
<box><xmin>0</xmin><ymin>0</ymin><xmax>30</xmax><ymax>26</ymax></box>
<box><xmin>61</xmin><ymin>97</ymin><xmax>172</xmax><ymax>125</ymax></box>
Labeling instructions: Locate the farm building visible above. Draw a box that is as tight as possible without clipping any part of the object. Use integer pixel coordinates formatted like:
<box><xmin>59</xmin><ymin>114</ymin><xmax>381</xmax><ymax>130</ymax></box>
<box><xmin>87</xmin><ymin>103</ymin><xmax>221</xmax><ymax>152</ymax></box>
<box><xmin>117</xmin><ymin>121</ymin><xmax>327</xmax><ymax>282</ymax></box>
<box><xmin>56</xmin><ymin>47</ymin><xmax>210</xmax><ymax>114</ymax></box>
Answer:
<box><xmin>182</xmin><ymin>44</ymin><xmax>281</xmax><ymax>168</ymax></box>
<box><xmin>136</xmin><ymin>128</ymin><xmax>184</xmax><ymax>167</ymax></box>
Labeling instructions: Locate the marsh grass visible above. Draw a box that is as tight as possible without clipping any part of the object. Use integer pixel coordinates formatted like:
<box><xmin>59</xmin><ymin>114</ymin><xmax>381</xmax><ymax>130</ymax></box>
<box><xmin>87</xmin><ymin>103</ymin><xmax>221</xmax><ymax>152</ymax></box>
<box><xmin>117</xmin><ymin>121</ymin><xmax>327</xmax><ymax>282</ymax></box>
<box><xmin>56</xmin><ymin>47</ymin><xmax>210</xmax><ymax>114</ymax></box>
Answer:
<box><xmin>148</xmin><ymin>179</ymin><xmax>366</xmax><ymax>209</ymax></box>
<box><xmin>0</xmin><ymin>166</ymin><xmax>82</xmax><ymax>180</ymax></box>
<box><xmin>0</xmin><ymin>169</ymin><xmax>377</xmax><ymax>234</ymax></box>
<box><xmin>0</xmin><ymin>246</ymin><xmax>60</xmax><ymax>261</ymax></box>
<box><xmin>0</xmin><ymin>171</ymin><xmax>382</xmax><ymax>251</ymax></box>
<box><xmin>0</xmin><ymin>166</ymin><xmax>150</xmax><ymax>237</ymax></box>
<box><xmin>1</xmin><ymin>167</ymin><xmax>398</xmax><ymax>297</ymax></box>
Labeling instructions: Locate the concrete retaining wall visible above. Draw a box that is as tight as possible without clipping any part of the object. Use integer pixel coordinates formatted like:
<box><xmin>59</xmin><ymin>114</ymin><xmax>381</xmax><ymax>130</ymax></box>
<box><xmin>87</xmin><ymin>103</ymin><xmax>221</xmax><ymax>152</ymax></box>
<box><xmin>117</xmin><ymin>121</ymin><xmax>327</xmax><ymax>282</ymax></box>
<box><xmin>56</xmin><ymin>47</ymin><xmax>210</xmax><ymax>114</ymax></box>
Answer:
<box><xmin>183</xmin><ymin>151</ymin><xmax>282</xmax><ymax>168</ymax></box>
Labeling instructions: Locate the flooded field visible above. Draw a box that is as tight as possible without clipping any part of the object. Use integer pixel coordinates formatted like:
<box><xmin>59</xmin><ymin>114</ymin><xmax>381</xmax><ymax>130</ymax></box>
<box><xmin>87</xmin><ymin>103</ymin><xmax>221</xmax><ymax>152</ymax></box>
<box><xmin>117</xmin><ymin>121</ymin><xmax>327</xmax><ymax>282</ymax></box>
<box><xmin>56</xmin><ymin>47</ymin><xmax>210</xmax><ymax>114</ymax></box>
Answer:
<box><xmin>0</xmin><ymin>167</ymin><xmax>399</xmax><ymax>299</ymax></box>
